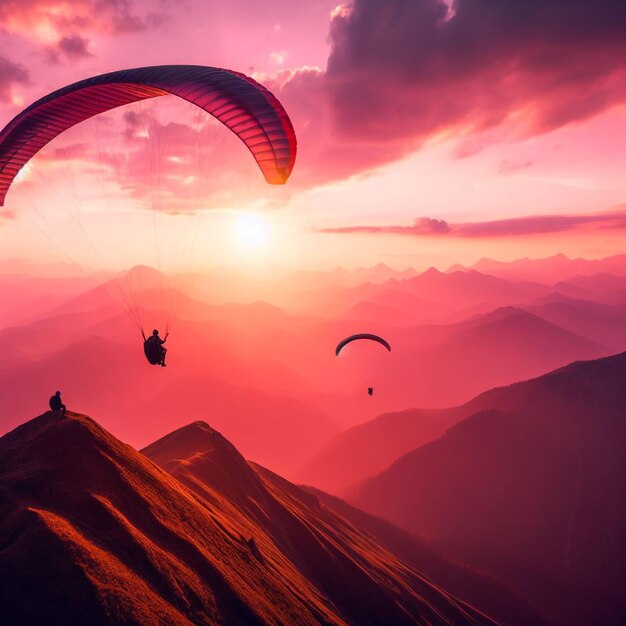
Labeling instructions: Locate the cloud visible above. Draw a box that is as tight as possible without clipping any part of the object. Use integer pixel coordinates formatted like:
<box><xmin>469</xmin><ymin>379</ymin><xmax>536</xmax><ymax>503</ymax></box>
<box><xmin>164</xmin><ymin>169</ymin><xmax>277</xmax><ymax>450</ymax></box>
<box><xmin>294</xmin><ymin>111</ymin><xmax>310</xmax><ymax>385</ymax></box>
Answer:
<box><xmin>317</xmin><ymin>209</ymin><xmax>626</xmax><ymax>238</ymax></box>
<box><xmin>46</xmin><ymin>34</ymin><xmax>92</xmax><ymax>63</ymax></box>
<box><xmin>57</xmin><ymin>34</ymin><xmax>91</xmax><ymax>58</ymax></box>
<box><xmin>31</xmin><ymin>105</ymin><xmax>286</xmax><ymax>213</ymax></box>
<box><xmin>320</xmin><ymin>217</ymin><xmax>452</xmax><ymax>235</ymax></box>
<box><xmin>270</xmin><ymin>50</ymin><xmax>288</xmax><ymax>65</ymax></box>
<box><xmin>277</xmin><ymin>0</ymin><xmax>626</xmax><ymax>186</ymax></box>
<box><xmin>274</xmin><ymin>65</ymin><xmax>410</xmax><ymax>186</ymax></box>
<box><xmin>0</xmin><ymin>56</ymin><xmax>29</xmax><ymax>103</ymax></box>
<box><xmin>326</xmin><ymin>0</ymin><xmax>626</xmax><ymax>138</ymax></box>
<box><xmin>497</xmin><ymin>159</ymin><xmax>536</xmax><ymax>175</ymax></box>
<box><xmin>1</xmin><ymin>0</ymin><xmax>167</xmax><ymax>44</ymax></box>
<box><xmin>6</xmin><ymin>0</ymin><xmax>625</xmax><ymax>201</ymax></box>
<box><xmin>457</xmin><ymin>211</ymin><xmax>626</xmax><ymax>237</ymax></box>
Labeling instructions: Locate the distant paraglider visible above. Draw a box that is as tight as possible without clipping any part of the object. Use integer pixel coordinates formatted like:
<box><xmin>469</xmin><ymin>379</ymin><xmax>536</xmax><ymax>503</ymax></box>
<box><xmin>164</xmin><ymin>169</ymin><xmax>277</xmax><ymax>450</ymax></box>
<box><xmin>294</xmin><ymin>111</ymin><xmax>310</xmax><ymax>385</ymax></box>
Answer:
<box><xmin>335</xmin><ymin>334</ymin><xmax>391</xmax><ymax>395</ymax></box>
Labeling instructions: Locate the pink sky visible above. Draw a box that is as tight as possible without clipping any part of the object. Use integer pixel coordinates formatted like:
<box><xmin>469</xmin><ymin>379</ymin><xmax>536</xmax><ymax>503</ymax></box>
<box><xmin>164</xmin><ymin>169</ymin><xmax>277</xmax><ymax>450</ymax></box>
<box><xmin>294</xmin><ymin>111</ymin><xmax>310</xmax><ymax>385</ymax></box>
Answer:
<box><xmin>0</xmin><ymin>0</ymin><xmax>625</xmax><ymax>272</ymax></box>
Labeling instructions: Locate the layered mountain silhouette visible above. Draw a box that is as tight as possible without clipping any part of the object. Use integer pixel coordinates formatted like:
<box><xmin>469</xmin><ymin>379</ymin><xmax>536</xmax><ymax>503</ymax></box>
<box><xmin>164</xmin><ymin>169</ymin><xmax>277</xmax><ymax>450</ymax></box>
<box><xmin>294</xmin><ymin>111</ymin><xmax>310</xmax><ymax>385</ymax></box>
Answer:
<box><xmin>457</xmin><ymin>253</ymin><xmax>626</xmax><ymax>283</ymax></box>
<box><xmin>1</xmin><ymin>410</ymin><xmax>496</xmax><ymax>626</ymax></box>
<box><xmin>3</xmin><ymin>262</ymin><xmax>623</xmax><ymax>450</ymax></box>
<box><xmin>524</xmin><ymin>297</ymin><xmax>626</xmax><ymax>350</ymax></box>
<box><xmin>350</xmin><ymin>352</ymin><xmax>626</xmax><ymax>626</ymax></box>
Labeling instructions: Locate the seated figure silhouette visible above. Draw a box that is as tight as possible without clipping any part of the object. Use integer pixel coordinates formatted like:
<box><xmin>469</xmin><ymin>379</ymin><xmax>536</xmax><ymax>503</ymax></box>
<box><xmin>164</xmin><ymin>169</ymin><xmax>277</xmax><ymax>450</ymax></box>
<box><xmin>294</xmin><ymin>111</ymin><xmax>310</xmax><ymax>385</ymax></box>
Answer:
<box><xmin>49</xmin><ymin>390</ymin><xmax>66</xmax><ymax>415</ymax></box>
<box><xmin>368</xmin><ymin>386</ymin><xmax>374</xmax><ymax>396</ymax></box>
<box><xmin>143</xmin><ymin>329</ymin><xmax>168</xmax><ymax>367</ymax></box>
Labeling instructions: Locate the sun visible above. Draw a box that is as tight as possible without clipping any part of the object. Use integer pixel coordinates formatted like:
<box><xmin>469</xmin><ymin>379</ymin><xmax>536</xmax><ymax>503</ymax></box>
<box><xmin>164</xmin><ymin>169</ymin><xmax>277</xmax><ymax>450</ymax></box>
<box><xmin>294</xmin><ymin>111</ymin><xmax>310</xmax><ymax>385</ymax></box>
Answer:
<box><xmin>233</xmin><ymin>213</ymin><xmax>272</xmax><ymax>247</ymax></box>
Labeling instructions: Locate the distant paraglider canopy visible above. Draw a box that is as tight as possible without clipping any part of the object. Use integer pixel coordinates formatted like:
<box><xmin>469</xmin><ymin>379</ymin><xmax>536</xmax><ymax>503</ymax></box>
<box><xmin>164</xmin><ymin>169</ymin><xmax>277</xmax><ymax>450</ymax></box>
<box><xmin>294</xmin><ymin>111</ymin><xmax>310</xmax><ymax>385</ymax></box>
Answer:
<box><xmin>0</xmin><ymin>64</ymin><xmax>297</xmax><ymax>206</ymax></box>
<box><xmin>335</xmin><ymin>334</ymin><xmax>392</xmax><ymax>356</ymax></box>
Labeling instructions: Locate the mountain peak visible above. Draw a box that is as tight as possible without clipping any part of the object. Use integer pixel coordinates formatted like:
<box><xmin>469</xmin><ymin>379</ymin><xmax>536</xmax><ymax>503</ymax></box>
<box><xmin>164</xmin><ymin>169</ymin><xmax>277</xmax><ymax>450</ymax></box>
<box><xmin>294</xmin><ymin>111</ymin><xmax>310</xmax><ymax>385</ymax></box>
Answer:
<box><xmin>420</xmin><ymin>266</ymin><xmax>443</xmax><ymax>277</ymax></box>
<box><xmin>123</xmin><ymin>264</ymin><xmax>164</xmax><ymax>288</ymax></box>
<box><xmin>141</xmin><ymin>420</ymin><xmax>264</xmax><ymax>507</ymax></box>
<box><xmin>1</xmin><ymin>410</ymin><xmax>119</xmax><ymax>461</ymax></box>
<box><xmin>142</xmin><ymin>420</ymin><xmax>245</xmax><ymax>467</ymax></box>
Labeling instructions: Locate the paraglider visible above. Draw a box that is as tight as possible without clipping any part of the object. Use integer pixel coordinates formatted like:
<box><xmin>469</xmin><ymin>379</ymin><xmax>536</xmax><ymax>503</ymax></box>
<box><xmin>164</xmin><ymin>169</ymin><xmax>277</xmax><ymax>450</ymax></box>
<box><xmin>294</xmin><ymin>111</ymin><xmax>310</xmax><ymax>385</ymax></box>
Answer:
<box><xmin>143</xmin><ymin>329</ymin><xmax>168</xmax><ymax>367</ymax></box>
<box><xmin>335</xmin><ymin>333</ymin><xmax>391</xmax><ymax>356</ymax></box>
<box><xmin>335</xmin><ymin>334</ymin><xmax>391</xmax><ymax>395</ymax></box>
<box><xmin>0</xmin><ymin>66</ymin><xmax>297</xmax><ymax>367</ymax></box>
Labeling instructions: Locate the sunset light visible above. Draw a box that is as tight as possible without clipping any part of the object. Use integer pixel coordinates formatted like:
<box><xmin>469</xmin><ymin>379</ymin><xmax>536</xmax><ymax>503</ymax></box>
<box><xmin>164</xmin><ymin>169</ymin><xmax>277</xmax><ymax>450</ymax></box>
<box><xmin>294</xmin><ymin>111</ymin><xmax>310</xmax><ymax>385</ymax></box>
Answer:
<box><xmin>1</xmin><ymin>1</ymin><xmax>625</xmax><ymax>624</ymax></box>
<box><xmin>233</xmin><ymin>212</ymin><xmax>272</xmax><ymax>248</ymax></box>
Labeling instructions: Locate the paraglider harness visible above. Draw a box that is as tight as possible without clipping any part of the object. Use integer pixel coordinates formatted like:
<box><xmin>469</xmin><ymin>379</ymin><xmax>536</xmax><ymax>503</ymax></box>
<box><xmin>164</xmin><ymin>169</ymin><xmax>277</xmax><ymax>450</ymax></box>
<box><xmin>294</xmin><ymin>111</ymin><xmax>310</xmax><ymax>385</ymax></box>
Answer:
<box><xmin>142</xmin><ymin>330</ymin><xmax>168</xmax><ymax>366</ymax></box>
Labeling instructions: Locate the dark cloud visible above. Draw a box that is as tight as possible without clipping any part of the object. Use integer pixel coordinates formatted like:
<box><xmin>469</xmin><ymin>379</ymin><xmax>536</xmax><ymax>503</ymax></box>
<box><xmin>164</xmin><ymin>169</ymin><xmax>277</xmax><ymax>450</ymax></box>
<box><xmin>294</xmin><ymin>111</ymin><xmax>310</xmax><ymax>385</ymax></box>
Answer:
<box><xmin>46</xmin><ymin>34</ymin><xmax>92</xmax><ymax>64</ymax></box>
<box><xmin>318</xmin><ymin>209</ymin><xmax>626</xmax><ymax>238</ymax></box>
<box><xmin>326</xmin><ymin>0</ymin><xmax>626</xmax><ymax>139</ymax></box>
<box><xmin>280</xmin><ymin>0</ymin><xmax>626</xmax><ymax>185</ymax></box>
<box><xmin>58</xmin><ymin>35</ymin><xmax>91</xmax><ymax>58</ymax></box>
<box><xmin>122</xmin><ymin>110</ymin><xmax>142</xmax><ymax>139</ymax></box>
<box><xmin>0</xmin><ymin>56</ymin><xmax>29</xmax><ymax>103</ymax></box>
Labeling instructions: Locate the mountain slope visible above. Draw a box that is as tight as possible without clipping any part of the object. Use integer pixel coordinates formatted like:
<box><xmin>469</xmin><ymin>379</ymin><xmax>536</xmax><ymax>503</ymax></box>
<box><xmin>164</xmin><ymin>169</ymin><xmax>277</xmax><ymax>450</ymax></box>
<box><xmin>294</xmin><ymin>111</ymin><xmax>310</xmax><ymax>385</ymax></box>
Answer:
<box><xmin>0</xmin><ymin>411</ymin><xmax>494</xmax><ymax>626</ymax></box>
<box><xmin>405</xmin><ymin>309</ymin><xmax>610</xmax><ymax>405</ymax></box>
<box><xmin>303</xmin><ymin>487</ymin><xmax>553</xmax><ymax>626</ymax></box>
<box><xmin>142</xmin><ymin>421</ymin><xmax>494</xmax><ymax>626</ymax></box>
<box><xmin>350</xmin><ymin>352</ymin><xmax>626</xmax><ymax>626</ymax></box>
<box><xmin>524</xmin><ymin>298</ymin><xmax>626</xmax><ymax>350</ymax></box>
<box><xmin>296</xmin><ymin>407</ymin><xmax>464</xmax><ymax>492</ymax></box>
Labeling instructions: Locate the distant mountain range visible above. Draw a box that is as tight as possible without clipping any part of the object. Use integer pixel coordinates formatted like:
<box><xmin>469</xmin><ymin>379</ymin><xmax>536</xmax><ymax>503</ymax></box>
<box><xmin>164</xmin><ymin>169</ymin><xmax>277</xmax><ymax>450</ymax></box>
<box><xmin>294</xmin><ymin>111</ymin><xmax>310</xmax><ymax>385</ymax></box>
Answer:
<box><xmin>3</xmin><ymin>259</ymin><xmax>624</xmax><ymax>471</ymax></box>
<box><xmin>448</xmin><ymin>253</ymin><xmax>626</xmax><ymax>283</ymax></box>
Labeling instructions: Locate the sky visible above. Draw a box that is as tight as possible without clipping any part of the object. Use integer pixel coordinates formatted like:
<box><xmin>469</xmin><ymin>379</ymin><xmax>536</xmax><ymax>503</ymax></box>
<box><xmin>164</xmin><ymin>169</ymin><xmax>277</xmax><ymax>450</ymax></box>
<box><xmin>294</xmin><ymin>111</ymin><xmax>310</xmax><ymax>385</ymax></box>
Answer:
<box><xmin>0</xmin><ymin>0</ymin><xmax>625</xmax><ymax>272</ymax></box>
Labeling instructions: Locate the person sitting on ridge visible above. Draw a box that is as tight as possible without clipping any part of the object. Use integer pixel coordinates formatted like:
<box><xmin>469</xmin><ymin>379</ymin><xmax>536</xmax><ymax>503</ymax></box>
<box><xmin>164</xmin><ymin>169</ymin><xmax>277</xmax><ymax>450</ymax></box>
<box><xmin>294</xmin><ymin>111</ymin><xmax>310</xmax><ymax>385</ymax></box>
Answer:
<box><xmin>49</xmin><ymin>390</ymin><xmax>66</xmax><ymax>415</ymax></box>
<box><xmin>142</xmin><ymin>329</ymin><xmax>168</xmax><ymax>367</ymax></box>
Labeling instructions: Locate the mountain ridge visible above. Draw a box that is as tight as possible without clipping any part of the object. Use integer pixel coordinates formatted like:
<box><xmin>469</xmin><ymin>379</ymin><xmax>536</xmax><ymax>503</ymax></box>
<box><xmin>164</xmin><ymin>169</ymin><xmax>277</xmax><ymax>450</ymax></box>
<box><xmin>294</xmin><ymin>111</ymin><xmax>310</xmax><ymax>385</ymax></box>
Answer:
<box><xmin>0</xmin><ymin>410</ymin><xmax>495</xmax><ymax>626</ymax></box>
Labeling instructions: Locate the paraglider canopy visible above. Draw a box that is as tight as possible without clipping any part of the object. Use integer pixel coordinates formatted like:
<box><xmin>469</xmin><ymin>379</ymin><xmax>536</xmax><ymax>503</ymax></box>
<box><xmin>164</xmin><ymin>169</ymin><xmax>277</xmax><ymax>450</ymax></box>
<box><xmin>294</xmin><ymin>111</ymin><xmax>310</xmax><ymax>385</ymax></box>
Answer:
<box><xmin>0</xmin><ymin>64</ymin><xmax>297</xmax><ymax>206</ymax></box>
<box><xmin>335</xmin><ymin>334</ymin><xmax>391</xmax><ymax>356</ymax></box>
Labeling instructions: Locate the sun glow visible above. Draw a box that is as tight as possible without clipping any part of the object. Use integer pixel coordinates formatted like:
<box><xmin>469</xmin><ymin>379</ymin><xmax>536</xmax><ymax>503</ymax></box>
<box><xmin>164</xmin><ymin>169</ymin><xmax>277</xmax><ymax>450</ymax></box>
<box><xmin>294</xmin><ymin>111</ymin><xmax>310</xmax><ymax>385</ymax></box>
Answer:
<box><xmin>233</xmin><ymin>213</ymin><xmax>272</xmax><ymax>248</ymax></box>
